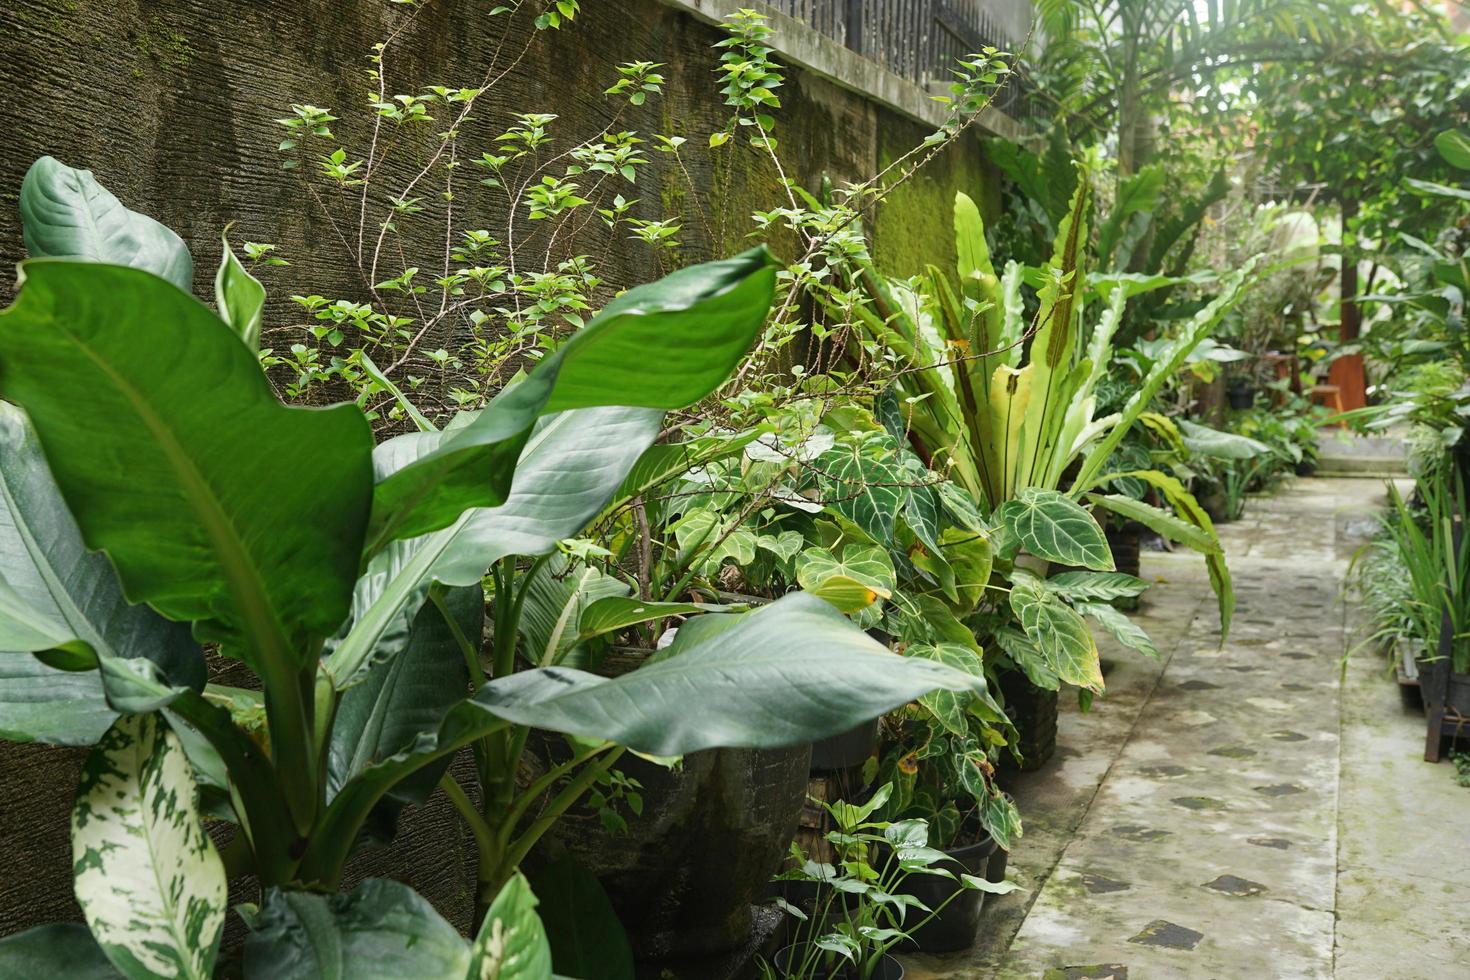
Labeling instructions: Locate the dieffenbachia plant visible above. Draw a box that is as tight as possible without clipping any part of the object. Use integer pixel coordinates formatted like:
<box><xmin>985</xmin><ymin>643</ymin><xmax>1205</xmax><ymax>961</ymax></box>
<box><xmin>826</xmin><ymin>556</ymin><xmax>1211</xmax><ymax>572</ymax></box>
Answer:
<box><xmin>0</xmin><ymin>159</ymin><xmax>991</xmax><ymax>977</ymax></box>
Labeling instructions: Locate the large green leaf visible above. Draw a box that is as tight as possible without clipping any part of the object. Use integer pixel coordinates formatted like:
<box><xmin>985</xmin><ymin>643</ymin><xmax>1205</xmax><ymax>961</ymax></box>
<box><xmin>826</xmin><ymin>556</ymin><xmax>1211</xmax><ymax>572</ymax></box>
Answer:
<box><xmin>527</xmin><ymin>859</ymin><xmax>634</xmax><ymax>980</ymax></box>
<box><xmin>1177</xmin><ymin>418</ymin><xmax>1270</xmax><ymax>460</ymax></box>
<box><xmin>1076</xmin><ymin>600</ymin><xmax>1158</xmax><ymax>659</ymax></box>
<box><xmin>1008</xmin><ymin>571</ymin><xmax>1102</xmax><ymax>691</ymax></box>
<box><xmin>307</xmin><ymin>593</ymin><xmax>989</xmax><ymax>873</ymax></box>
<box><xmin>1046</xmin><ymin>571</ymin><xmax>1149</xmax><ymax>601</ymax></box>
<box><xmin>1088</xmin><ymin>494</ymin><xmax>1218</xmax><ymax>554</ymax></box>
<box><xmin>475</xmin><ymin>592</ymin><xmax>982</xmax><ymax>754</ymax></box>
<box><xmin>19</xmin><ymin>157</ymin><xmax>193</xmax><ymax>292</ymax></box>
<box><xmin>519</xmin><ymin>558</ymin><xmax>632</xmax><ymax>667</ymax></box>
<box><xmin>1097</xmin><ymin>165</ymin><xmax>1164</xmax><ymax>269</ymax></box>
<box><xmin>0</xmin><ymin>261</ymin><xmax>373</xmax><ymax>673</ymax></box>
<box><xmin>911</xmin><ymin>642</ymin><xmax>989</xmax><ymax>736</ymax></box>
<box><xmin>795</xmin><ymin>543</ymin><xmax>896</xmax><ymax>612</ymax></box>
<box><xmin>814</xmin><ymin>435</ymin><xmax>908</xmax><ymax>546</ymax></box>
<box><xmin>997</xmin><ymin>488</ymin><xmax>1113</xmax><ymax>570</ymax></box>
<box><xmin>1434</xmin><ymin>129</ymin><xmax>1470</xmax><ymax>170</ymax></box>
<box><xmin>0</xmin><ymin>402</ymin><xmax>203</xmax><ymax>745</ymax></box>
<box><xmin>468</xmin><ymin>872</ymin><xmax>557</xmax><ymax>980</ymax></box>
<box><xmin>0</xmin><ymin>923</ymin><xmax>120</xmax><ymax>978</ymax></box>
<box><xmin>244</xmin><ymin>879</ymin><xmax>471</xmax><ymax>980</ymax></box>
<box><xmin>368</xmin><ymin>248</ymin><xmax>777</xmax><ymax>548</ymax></box>
<box><xmin>327</xmin><ymin>585</ymin><xmax>481</xmax><ymax>804</ymax></box>
<box><xmin>326</xmin><ymin>407</ymin><xmax>662</xmax><ymax>688</ymax></box>
<box><xmin>72</xmin><ymin>714</ymin><xmax>226</xmax><ymax>980</ymax></box>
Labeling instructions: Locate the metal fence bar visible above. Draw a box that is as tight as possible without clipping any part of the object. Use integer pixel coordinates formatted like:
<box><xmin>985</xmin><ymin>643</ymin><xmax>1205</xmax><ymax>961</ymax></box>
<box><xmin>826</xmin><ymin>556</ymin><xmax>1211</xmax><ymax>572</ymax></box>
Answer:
<box><xmin>762</xmin><ymin>0</ymin><xmax>1038</xmax><ymax>119</ymax></box>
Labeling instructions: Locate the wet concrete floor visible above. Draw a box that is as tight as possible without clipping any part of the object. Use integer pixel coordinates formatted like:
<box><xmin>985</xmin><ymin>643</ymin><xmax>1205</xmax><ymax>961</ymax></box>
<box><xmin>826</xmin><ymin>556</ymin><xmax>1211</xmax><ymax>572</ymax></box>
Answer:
<box><xmin>901</xmin><ymin>477</ymin><xmax>1470</xmax><ymax>979</ymax></box>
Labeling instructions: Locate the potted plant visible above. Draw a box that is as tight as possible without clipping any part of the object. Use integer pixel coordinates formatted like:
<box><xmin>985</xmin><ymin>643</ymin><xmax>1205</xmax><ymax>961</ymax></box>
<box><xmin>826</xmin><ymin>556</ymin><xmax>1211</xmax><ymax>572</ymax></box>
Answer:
<box><xmin>766</xmin><ymin>784</ymin><xmax>1017</xmax><ymax>978</ymax></box>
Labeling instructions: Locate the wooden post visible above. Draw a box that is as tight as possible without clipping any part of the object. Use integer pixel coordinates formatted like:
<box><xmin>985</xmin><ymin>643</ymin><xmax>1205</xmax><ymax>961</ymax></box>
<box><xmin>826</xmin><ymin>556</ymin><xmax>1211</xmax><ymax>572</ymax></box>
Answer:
<box><xmin>1329</xmin><ymin>195</ymin><xmax>1368</xmax><ymax>410</ymax></box>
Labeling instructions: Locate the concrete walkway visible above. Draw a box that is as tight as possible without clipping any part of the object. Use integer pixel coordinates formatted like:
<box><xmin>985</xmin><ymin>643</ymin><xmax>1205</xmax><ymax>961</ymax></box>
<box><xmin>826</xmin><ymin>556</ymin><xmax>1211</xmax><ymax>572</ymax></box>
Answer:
<box><xmin>901</xmin><ymin>477</ymin><xmax>1470</xmax><ymax>979</ymax></box>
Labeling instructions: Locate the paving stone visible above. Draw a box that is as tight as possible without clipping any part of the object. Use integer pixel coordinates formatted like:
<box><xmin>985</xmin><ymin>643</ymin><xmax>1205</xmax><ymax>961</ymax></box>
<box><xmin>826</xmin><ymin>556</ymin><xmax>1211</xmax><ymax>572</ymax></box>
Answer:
<box><xmin>1170</xmin><ymin>795</ymin><xmax>1227</xmax><ymax>811</ymax></box>
<box><xmin>1127</xmin><ymin>919</ymin><xmax>1204</xmax><ymax>951</ymax></box>
<box><xmin>1042</xmin><ymin>966</ymin><xmax>1128</xmax><ymax>979</ymax></box>
<box><xmin>1266</xmin><ymin>730</ymin><xmax>1308</xmax><ymax>741</ymax></box>
<box><xmin>1254</xmin><ymin>783</ymin><xmax>1306</xmax><ymax>797</ymax></box>
<box><xmin>1108</xmin><ymin>825</ymin><xmax>1170</xmax><ymax>842</ymax></box>
<box><xmin>1202</xmin><ymin>874</ymin><xmax>1269</xmax><ymax>897</ymax></box>
<box><xmin>1137</xmin><ymin>764</ymin><xmax>1188</xmax><ymax>778</ymax></box>
<box><xmin>1080</xmin><ymin>873</ymin><xmax>1131</xmax><ymax>894</ymax></box>
<box><xmin>1247</xmin><ymin>836</ymin><xmax>1292</xmax><ymax>850</ymax></box>
<box><xmin>1207</xmin><ymin>745</ymin><xmax>1257</xmax><ymax>758</ymax></box>
<box><xmin>1174</xmin><ymin>679</ymin><xmax>1220</xmax><ymax>691</ymax></box>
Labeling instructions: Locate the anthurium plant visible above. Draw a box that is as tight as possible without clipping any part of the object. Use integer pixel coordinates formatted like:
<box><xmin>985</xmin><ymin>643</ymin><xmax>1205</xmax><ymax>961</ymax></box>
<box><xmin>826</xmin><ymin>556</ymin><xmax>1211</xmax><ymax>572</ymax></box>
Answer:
<box><xmin>0</xmin><ymin>160</ymin><xmax>995</xmax><ymax>978</ymax></box>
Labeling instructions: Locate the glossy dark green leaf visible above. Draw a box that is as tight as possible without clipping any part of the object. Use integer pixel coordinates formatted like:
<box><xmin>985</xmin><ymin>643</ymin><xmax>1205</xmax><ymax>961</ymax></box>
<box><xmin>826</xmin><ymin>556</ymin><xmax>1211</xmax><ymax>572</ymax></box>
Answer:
<box><xmin>244</xmin><ymin>879</ymin><xmax>470</xmax><ymax>980</ymax></box>
<box><xmin>20</xmin><ymin>157</ymin><xmax>192</xmax><ymax>292</ymax></box>
<box><xmin>527</xmin><ymin>859</ymin><xmax>634</xmax><ymax>980</ymax></box>
<box><xmin>310</xmin><ymin>594</ymin><xmax>990</xmax><ymax>872</ymax></box>
<box><xmin>368</xmin><ymin>248</ymin><xmax>777</xmax><ymax>548</ymax></box>
<box><xmin>327</xmin><ymin>585</ymin><xmax>481</xmax><ymax>804</ymax></box>
<box><xmin>326</xmin><ymin>407</ymin><xmax>662</xmax><ymax>688</ymax></box>
<box><xmin>0</xmin><ymin>262</ymin><xmax>374</xmax><ymax>673</ymax></box>
<box><xmin>0</xmin><ymin>923</ymin><xmax>120</xmax><ymax>978</ymax></box>
<box><xmin>0</xmin><ymin>402</ymin><xmax>203</xmax><ymax>744</ymax></box>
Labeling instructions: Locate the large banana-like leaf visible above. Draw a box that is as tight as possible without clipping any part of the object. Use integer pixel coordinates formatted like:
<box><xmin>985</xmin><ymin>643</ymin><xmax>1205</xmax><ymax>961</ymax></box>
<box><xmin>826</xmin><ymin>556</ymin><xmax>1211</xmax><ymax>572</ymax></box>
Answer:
<box><xmin>20</xmin><ymin>157</ymin><xmax>193</xmax><ymax>292</ymax></box>
<box><xmin>0</xmin><ymin>261</ymin><xmax>374</xmax><ymax>672</ymax></box>
<box><xmin>326</xmin><ymin>407</ymin><xmax>663</xmax><ymax>688</ymax></box>
<box><xmin>0</xmin><ymin>402</ymin><xmax>203</xmax><ymax>745</ymax></box>
<box><xmin>327</xmin><ymin>584</ymin><xmax>481</xmax><ymax>804</ymax></box>
<box><xmin>0</xmin><ymin>923</ymin><xmax>120</xmax><ymax>978</ymax></box>
<box><xmin>244</xmin><ymin>879</ymin><xmax>472</xmax><ymax>980</ymax></box>
<box><xmin>519</xmin><ymin>558</ymin><xmax>632</xmax><ymax>667</ymax></box>
<box><xmin>72</xmin><ymin>714</ymin><xmax>226</xmax><ymax>980</ymax></box>
<box><xmin>368</xmin><ymin>248</ymin><xmax>777</xmax><ymax>548</ymax></box>
<box><xmin>306</xmin><ymin>593</ymin><xmax>990</xmax><ymax>876</ymax></box>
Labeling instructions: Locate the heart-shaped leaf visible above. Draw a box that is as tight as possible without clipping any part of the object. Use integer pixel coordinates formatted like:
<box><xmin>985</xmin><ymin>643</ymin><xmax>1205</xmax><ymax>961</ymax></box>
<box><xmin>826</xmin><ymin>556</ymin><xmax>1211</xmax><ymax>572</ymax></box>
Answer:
<box><xmin>998</xmin><ymin>488</ymin><xmax>1113</xmax><ymax>570</ymax></box>
<box><xmin>1008</xmin><ymin>571</ymin><xmax>1102</xmax><ymax>691</ymax></box>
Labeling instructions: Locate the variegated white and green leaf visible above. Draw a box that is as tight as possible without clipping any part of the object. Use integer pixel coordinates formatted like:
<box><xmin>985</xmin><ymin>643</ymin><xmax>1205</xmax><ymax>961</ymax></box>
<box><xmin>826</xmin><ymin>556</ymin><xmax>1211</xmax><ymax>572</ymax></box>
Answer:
<box><xmin>467</xmin><ymin>873</ymin><xmax>554</xmax><ymax>980</ymax></box>
<box><xmin>1008</xmin><ymin>571</ymin><xmax>1102</xmax><ymax>691</ymax></box>
<box><xmin>72</xmin><ymin>713</ymin><xmax>225</xmax><ymax>980</ymax></box>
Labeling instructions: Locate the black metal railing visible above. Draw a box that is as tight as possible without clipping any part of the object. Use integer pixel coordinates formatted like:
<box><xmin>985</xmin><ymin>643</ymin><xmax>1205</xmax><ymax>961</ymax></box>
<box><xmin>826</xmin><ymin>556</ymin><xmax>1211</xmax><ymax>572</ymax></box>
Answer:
<box><xmin>764</xmin><ymin>0</ymin><xmax>1039</xmax><ymax>119</ymax></box>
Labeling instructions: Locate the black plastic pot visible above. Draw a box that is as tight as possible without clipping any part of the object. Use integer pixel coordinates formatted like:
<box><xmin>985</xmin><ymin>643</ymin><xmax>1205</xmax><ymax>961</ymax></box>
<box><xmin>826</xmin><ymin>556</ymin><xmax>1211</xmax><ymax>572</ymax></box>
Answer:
<box><xmin>1104</xmin><ymin>521</ymin><xmax>1143</xmax><ymax>580</ymax></box>
<box><xmin>773</xmin><ymin>945</ymin><xmax>904</xmax><ymax>980</ymax></box>
<box><xmin>996</xmin><ymin>668</ymin><xmax>1057</xmax><ymax>770</ymax></box>
<box><xmin>810</xmin><ymin>717</ymin><xmax>880</xmax><ymax>772</ymax></box>
<box><xmin>890</xmin><ymin>833</ymin><xmax>1000</xmax><ymax>952</ymax></box>
<box><xmin>1226</xmin><ymin>381</ymin><xmax>1256</xmax><ymax>410</ymax></box>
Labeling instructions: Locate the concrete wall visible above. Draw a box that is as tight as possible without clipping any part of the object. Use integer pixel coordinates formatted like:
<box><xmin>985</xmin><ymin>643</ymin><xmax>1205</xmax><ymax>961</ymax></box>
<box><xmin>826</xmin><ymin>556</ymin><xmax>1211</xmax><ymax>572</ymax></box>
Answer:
<box><xmin>0</xmin><ymin>0</ymin><xmax>1011</xmax><ymax>939</ymax></box>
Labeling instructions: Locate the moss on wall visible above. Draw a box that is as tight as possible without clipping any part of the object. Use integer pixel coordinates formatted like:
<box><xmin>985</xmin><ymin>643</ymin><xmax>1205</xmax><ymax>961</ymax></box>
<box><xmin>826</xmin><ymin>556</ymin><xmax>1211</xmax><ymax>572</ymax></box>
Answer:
<box><xmin>0</xmin><ymin>0</ymin><xmax>1016</xmax><ymax>939</ymax></box>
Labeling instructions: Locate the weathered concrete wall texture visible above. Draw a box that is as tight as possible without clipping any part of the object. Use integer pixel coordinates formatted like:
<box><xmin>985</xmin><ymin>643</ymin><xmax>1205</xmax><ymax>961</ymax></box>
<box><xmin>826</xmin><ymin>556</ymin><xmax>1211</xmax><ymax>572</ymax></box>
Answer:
<box><xmin>0</xmin><ymin>0</ymin><xmax>1002</xmax><ymax>938</ymax></box>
